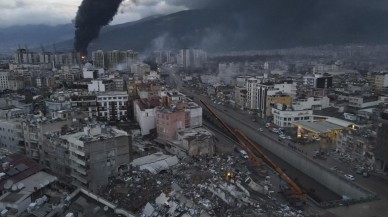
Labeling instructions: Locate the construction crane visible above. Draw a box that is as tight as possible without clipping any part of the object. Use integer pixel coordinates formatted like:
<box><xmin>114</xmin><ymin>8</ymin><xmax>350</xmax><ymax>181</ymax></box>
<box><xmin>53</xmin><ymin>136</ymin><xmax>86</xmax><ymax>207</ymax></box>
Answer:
<box><xmin>200</xmin><ymin>99</ymin><xmax>306</xmax><ymax>206</ymax></box>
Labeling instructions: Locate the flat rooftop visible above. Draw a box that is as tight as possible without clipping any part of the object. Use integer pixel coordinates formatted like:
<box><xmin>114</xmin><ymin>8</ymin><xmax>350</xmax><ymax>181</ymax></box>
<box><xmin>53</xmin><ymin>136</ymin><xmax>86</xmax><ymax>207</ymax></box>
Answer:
<box><xmin>292</xmin><ymin>121</ymin><xmax>345</xmax><ymax>134</ymax></box>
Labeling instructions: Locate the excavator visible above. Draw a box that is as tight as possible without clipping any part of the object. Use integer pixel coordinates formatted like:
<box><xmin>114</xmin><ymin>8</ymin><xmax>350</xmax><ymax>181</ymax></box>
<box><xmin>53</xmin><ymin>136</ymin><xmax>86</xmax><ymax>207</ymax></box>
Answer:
<box><xmin>200</xmin><ymin>100</ymin><xmax>306</xmax><ymax>207</ymax></box>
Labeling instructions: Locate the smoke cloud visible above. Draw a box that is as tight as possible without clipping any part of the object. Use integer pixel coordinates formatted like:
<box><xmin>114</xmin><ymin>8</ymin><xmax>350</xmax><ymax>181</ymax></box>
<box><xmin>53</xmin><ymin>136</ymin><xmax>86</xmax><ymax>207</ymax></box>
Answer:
<box><xmin>74</xmin><ymin>0</ymin><xmax>126</xmax><ymax>55</ymax></box>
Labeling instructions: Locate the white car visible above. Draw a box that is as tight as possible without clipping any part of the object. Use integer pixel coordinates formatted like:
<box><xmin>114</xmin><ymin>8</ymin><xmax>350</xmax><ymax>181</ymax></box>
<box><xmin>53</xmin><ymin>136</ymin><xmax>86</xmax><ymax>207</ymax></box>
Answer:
<box><xmin>272</xmin><ymin>128</ymin><xmax>279</xmax><ymax>133</ymax></box>
<box><xmin>279</xmin><ymin>135</ymin><xmax>286</xmax><ymax>139</ymax></box>
<box><xmin>257</xmin><ymin>128</ymin><xmax>264</xmax><ymax>132</ymax></box>
<box><xmin>344</xmin><ymin>174</ymin><xmax>355</xmax><ymax>181</ymax></box>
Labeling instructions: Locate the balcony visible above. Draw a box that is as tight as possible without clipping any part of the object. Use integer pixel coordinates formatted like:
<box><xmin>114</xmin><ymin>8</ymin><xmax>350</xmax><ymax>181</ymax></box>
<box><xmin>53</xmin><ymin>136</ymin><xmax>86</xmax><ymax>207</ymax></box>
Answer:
<box><xmin>69</xmin><ymin>147</ymin><xmax>85</xmax><ymax>157</ymax></box>
<box><xmin>70</xmin><ymin>155</ymin><xmax>86</xmax><ymax>166</ymax></box>
<box><xmin>71</xmin><ymin>172</ymin><xmax>88</xmax><ymax>184</ymax></box>
<box><xmin>70</xmin><ymin>164</ymin><xmax>88</xmax><ymax>175</ymax></box>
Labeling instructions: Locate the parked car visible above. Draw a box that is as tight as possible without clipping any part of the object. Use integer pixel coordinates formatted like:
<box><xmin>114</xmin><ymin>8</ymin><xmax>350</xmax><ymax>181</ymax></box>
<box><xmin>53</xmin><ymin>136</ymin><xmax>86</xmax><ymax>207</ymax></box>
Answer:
<box><xmin>257</xmin><ymin>128</ymin><xmax>264</xmax><ymax>132</ymax></box>
<box><xmin>344</xmin><ymin>174</ymin><xmax>355</xmax><ymax>181</ymax></box>
<box><xmin>265</xmin><ymin>123</ymin><xmax>271</xmax><ymax>128</ymax></box>
<box><xmin>272</xmin><ymin>128</ymin><xmax>279</xmax><ymax>133</ymax></box>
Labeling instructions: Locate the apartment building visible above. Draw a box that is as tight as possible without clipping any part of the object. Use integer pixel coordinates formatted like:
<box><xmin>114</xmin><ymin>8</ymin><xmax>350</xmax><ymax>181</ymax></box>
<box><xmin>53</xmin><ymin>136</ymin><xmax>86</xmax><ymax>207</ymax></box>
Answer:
<box><xmin>61</xmin><ymin>124</ymin><xmax>130</xmax><ymax>192</ymax></box>
<box><xmin>96</xmin><ymin>92</ymin><xmax>128</xmax><ymax>121</ymax></box>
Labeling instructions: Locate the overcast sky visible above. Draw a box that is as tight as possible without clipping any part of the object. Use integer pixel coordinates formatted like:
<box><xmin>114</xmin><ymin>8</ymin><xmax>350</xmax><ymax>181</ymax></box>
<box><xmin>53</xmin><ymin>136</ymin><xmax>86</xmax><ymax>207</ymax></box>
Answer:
<box><xmin>0</xmin><ymin>0</ymin><xmax>205</xmax><ymax>28</ymax></box>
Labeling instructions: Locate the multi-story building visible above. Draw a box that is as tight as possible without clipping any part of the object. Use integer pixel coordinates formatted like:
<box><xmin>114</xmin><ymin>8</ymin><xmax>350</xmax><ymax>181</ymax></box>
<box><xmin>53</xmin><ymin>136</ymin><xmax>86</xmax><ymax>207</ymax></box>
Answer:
<box><xmin>265</xmin><ymin>94</ymin><xmax>293</xmax><ymax>117</ymax></box>
<box><xmin>112</xmin><ymin>77</ymin><xmax>125</xmax><ymax>91</ymax></box>
<box><xmin>134</xmin><ymin>98</ymin><xmax>161</xmax><ymax>136</ymax></box>
<box><xmin>348</xmin><ymin>96</ymin><xmax>384</xmax><ymax>109</ymax></box>
<box><xmin>177</xmin><ymin>49</ymin><xmax>207</xmax><ymax>68</ymax></box>
<box><xmin>96</xmin><ymin>92</ymin><xmax>128</xmax><ymax>121</ymax></box>
<box><xmin>292</xmin><ymin>96</ymin><xmax>330</xmax><ymax>111</ymax></box>
<box><xmin>70</xmin><ymin>94</ymin><xmax>98</xmax><ymax>118</ymax></box>
<box><xmin>87</xmin><ymin>80</ymin><xmax>115</xmax><ymax>92</ymax></box>
<box><xmin>367</xmin><ymin>72</ymin><xmax>388</xmax><ymax>92</ymax></box>
<box><xmin>256</xmin><ymin>82</ymin><xmax>297</xmax><ymax>117</ymax></box>
<box><xmin>92</xmin><ymin>50</ymin><xmax>105</xmax><ymax>68</ymax></box>
<box><xmin>246</xmin><ymin>78</ymin><xmax>260</xmax><ymax>110</ymax></box>
<box><xmin>22</xmin><ymin>117</ymin><xmax>74</xmax><ymax>162</ymax></box>
<box><xmin>156</xmin><ymin>101</ymin><xmax>202</xmax><ymax>140</ymax></box>
<box><xmin>92</xmin><ymin>50</ymin><xmax>138</xmax><ymax>69</ymax></box>
<box><xmin>8</xmin><ymin>76</ymin><xmax>25</xmax><ymax>91</ymax></box>
<box><xmin>303</xmin><ymin>74</ymin><xmax>333</xmax><ymax>88</ymax></box>
<box><xmin>0</xmin><ymin>71</ymin><xmax>9</xmax><ymax>91</ymax></box>
<box><xmin>61</xmin><ymin>124</ymin><xmax>131</xmax><ymax>192</ymax></box>
<box><xmin>0</xmin><ymin>119</ymin><xmax>23</xmax><ymax>153</ymax></box>
<box><xmin>44</xmin><ymin>94</ymin><xmax>72</xmax><ymax>116</ymax></box>
<box><xmin>131</xmin><ymin>63</ymin><xmax>151</xmax><ymax>78</ymax></box>
<box><xmin>272</xmin><ymin>105</ymin><xmax>313</xmax><ymax>127</ymax></box>
<box><xmin>156</xmin><ymin>106</ymin><xmax>187</xmax><ymax>141</ymax></box>
<box><xmin>375</xmin><ymin>111</ymin><xmax>388</xmax><ymax>173</ymax></box>
<box><xmin>234</xmin><ymin>87</ymin><xmax>247</xmax><ymax>110</ymax></box>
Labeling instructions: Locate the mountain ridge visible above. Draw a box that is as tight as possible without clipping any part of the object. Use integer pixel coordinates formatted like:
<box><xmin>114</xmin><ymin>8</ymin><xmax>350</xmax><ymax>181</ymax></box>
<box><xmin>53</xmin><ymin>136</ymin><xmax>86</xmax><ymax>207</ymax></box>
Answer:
<box><xmin>2</xmin><ymin>0</ymin><xmax>388</xmax><ymax>54</ymax></box>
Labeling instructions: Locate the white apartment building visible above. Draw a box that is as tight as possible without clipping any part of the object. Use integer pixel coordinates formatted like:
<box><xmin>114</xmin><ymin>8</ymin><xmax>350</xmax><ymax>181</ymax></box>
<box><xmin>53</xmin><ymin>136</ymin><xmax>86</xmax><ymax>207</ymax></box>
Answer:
<box><xmin>186</xmin><ymin>102</ymin><xmax>203</xmax><ymax>128</ymax></box>
<box><xmin>246</xmin><ymin>78</ymin><xmax>260</xmax><ymax>110</ymax></box>
<box><xmin>0</xmin><ymin>72</ymin><xmax>9</xmax><ymax>91</ymax></box>
<box><xmin>134</xmin><ymin>99</ymin><xmax>160</xmax><ymax>136</ymax></box>
<box><xmin>97</xmin><ymin>92</ymin><xmax>128</xmax><ymax>121</ymax></box>
<box><xmin>246</xmin><ymin>79</ymin><xmax>297</xmax><ymax>113</ymax></box>
<box><xmin>272</xmin><ymin>105</ymin><xmax>313</xmax><ymax>127</ymax></box>
<box><xmin>88</xmin><ymin>80</ymin><xmax>106</xmax><ymax>92</ymax></box>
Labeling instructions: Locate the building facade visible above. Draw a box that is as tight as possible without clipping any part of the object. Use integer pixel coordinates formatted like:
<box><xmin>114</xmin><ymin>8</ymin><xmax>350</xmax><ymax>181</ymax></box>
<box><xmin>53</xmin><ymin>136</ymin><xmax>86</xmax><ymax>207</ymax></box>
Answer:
<box><xmin>375</xmin><ymin>112</ymin><xmax>388</xmax><ymax>173</ymax></box>
<box><xmin>62</xmin><ymin>125</ymin><xmax>130</xmax><ymax>192</ymax></box>
<box><xmin>96</xmin><ymin>92</ymin><xmax>128</xmax><ymax>121</ymax></box>
<box><xmin>272</xmin><ymin>106</ymin><xmax>313</xmax><ymax>127</ymax></box>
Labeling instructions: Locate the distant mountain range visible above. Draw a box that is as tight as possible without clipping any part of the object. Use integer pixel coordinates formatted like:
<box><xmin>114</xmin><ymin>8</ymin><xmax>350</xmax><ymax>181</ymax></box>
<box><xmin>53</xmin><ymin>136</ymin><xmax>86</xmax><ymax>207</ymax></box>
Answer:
<box><xmin>1</xmin><ymin>0</ymin><xmax>388</xmax><ymax>54</ymax></box>
<box><xmin>0</xmin><ymin>24</ymin><xmax>74</xmax><ymax>53</ymax></box>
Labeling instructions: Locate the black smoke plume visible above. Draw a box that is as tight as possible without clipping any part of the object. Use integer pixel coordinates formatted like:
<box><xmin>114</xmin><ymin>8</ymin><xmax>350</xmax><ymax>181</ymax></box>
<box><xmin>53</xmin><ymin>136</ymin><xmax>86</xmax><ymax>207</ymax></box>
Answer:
<box><xmin>74</xmin><ymin>0</ymin><xmax>124</xmax><ymax>55</ymax></box>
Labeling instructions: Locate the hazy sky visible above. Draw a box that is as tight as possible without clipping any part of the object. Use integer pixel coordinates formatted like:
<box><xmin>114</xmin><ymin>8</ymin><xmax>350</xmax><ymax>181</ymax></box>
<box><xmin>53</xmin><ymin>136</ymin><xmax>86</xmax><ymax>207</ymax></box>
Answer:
<box><xmin>0</xmin><ymin>0</ymin><xmax>200</xmax><ymax>28</ymax></box>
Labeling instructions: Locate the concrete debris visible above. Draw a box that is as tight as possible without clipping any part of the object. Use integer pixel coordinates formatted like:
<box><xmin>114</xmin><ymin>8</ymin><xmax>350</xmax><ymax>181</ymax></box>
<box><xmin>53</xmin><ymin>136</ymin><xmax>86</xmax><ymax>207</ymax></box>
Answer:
<box><xmin>98</xmin><ymin>154</ymin><xmax>304</xmax><ymax>217</ymax></box>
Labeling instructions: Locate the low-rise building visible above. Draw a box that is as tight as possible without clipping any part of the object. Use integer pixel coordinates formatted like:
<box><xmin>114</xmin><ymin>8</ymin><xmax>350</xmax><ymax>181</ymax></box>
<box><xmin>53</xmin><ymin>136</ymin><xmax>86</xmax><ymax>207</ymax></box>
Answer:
<box><xmin>292</xmin><ymin>96</ymin><xmax>330</xmax><ymax>111</ymax></box>
<box><xmin>348</xmin><ymin>96</ymin><xmax>384</xmax><ymax>109</ymax></box>
<box><xmin>272</xmin><ymin>105</ymin><xmax>313</xmax><ymax>127</ymax></box>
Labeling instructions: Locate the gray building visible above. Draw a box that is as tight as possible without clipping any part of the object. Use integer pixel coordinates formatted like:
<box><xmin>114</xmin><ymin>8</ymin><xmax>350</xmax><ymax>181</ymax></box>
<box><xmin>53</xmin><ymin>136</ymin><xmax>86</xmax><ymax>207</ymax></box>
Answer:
<box><xmin>375</xmin><ymin>111</ymin><xmax>388</xmax><ymax>173</ymax></box>
<box><xmin>61</xmin><ymin>124</ymin><xmax>131</xmax><ymax>192</ymax></box>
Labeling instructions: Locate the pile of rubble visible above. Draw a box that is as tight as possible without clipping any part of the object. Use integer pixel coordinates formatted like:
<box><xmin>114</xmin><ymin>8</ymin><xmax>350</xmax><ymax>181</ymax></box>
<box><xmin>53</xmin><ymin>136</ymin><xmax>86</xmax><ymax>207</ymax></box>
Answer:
<box><xmin>98</xmin><ymin>154</ymin><xmax>305</xmax><ymax>217</ymax></box>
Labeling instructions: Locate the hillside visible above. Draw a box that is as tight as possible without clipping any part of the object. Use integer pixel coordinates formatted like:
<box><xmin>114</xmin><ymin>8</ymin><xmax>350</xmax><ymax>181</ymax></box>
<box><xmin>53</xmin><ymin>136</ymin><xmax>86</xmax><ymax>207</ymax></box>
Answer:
<box><xmin>3</xmin><ymin>0</ymin><xmax>388</xmax><ymax>54</ymax></box>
